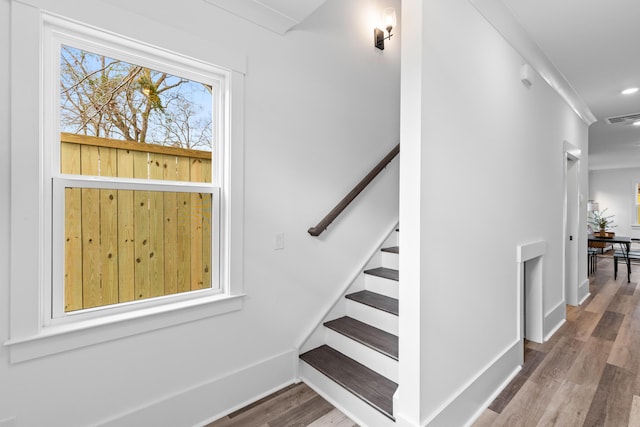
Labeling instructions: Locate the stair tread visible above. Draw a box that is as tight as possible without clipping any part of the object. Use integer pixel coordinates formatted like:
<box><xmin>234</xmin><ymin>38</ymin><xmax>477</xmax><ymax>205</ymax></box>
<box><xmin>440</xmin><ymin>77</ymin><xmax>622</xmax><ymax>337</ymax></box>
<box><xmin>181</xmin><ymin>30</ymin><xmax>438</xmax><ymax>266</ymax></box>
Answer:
<box><xmin>345</xmin><ymin>290</ymin><xmax>398</xmax><ymax>316</ymax></box>
<box><xmin>300</xmin><ymin>345</ymin><xmax>397</xmax><ymax>420</ymax></box>
<box><xmin>381</xmin><ymin>246</ymin><xmax>399</xmax><ymax>254</ymax></box>
<box><xmin>325</xmin><ymin>316</ymin><xmax>398</xmax><ymax>360</ymax></box>
<box><xmin>364</xmin><ymin>267</ymin><xmax>399</xmax><ymax>281</ymax></box>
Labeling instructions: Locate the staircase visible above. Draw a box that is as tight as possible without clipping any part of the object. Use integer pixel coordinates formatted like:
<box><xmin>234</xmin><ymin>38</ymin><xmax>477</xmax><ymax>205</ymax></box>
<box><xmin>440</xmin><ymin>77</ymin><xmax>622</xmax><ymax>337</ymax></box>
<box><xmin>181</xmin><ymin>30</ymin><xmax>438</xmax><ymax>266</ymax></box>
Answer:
<box><xmin>299</xmin><ymin>228</ymin><xmax>399</xmax><ymax>426</ymax></box>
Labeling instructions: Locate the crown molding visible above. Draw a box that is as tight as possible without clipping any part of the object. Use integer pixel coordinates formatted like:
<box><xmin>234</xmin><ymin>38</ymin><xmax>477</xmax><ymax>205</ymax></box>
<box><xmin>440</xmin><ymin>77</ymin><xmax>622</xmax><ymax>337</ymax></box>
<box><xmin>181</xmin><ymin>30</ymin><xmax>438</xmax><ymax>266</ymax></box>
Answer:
<box><xmin>468</xmin><ymin>0</ymin><xmax>597</xmax><ymax>126</ymax></box>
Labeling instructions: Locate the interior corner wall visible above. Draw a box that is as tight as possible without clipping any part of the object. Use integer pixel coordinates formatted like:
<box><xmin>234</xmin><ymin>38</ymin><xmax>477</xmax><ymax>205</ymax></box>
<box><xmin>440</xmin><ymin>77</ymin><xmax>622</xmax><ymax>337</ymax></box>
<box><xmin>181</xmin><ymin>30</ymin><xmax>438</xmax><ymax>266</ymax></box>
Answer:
<box><xmin>589</xmin><ymin>167</ymin><xmax>640</xmax><ymax>238</ymax></box>
<box><xmin>399</xmin><ymin>0</ymin><xmax>588</xmax><ymax>425</ymax></box>
<box><xmin>0</xmin><ymin>0</ymin><xmax>400</xmax><ymax>425</ymax></box>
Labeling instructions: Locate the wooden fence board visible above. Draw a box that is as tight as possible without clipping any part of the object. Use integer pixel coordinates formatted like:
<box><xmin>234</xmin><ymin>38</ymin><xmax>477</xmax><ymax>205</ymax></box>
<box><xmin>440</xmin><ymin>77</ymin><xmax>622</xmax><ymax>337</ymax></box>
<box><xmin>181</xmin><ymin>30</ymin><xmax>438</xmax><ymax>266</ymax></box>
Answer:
<box><xmin>133</xmin><ymin>151</ymin><xmax>150</xmax><ymax>300</ymax></box>
<box><xmin>190</xmin><ymin>159</ymin><xmax>204</xmax><ymax>291</ymax></box>
<box><xmin>117</xmin><ymin>149</ymin><xmax>135</xmax><ymax>303</ymax></box>
<box><xmin>100</xmin><ymin>147</ymin><xmax>119</xmax><ymax>306</ymax></box>
<box><xmin>61</xmin><ymin>142</ymin><xmax>83</xmax><ymax>312</ymax></box>
<box><xmin>149</xmin><ymin>153</ymin><xmax>165</xmax><ymax>297</ymax></box>
<box><xmin>61</xmin><ymin>132</ymin><xmax>212</xmax><ymax>160</ymax></box>
<box><xmin>60</xmin><ymin>135</ymin><xmax>213</xmax><ymax>311</ymax></box>
<box><xmin>176</xmin><ymin>157</ymin><xmax>191</xmax><ymax>293</ymax></box>
<box><xmin>80</xmin><ymin>145</ymin><xmax>102</xmax><ymax>308</ymax></box>
<box><xmin>163</xmin><ymin>155</ymin><xmax>178</xmax><ymax>295</ymax></box>
<box><xmin>202</xmin><ymin>160</ymin><xmax>212</xmax><ymax>290</ymax></box>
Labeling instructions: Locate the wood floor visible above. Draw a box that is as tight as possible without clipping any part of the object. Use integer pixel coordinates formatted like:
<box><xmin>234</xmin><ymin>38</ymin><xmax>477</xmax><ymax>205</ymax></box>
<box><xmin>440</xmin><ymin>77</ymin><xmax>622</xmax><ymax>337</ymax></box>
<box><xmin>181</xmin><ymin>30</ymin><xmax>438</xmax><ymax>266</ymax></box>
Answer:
<box><xmin>208</xmin><ymin>255</ymin><xmax>640</xmax><ymax>427</ymax></box>
<box><xmin>205</xmin><ymin>382</ymin><xmax>358</xmax><ymax>427</ymax></box>
<box><xmin>475</xmin><ymin>255</ymin><xmax>640</xmax><ymax>426</ymax></box>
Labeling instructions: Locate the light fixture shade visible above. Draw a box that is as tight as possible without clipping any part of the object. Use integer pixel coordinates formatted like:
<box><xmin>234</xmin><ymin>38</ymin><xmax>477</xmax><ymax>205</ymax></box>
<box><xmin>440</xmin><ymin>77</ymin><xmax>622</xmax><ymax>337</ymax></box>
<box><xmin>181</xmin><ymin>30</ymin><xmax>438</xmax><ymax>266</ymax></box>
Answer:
<box><xmin>383</xmin><ymin>7</ymin><xmax>396</xmax><ymax>32</ymax></box>
<box><xmin>587</xmin><ymin>200</ymin><xmax>600</xmax><ymax>212</ymax></box>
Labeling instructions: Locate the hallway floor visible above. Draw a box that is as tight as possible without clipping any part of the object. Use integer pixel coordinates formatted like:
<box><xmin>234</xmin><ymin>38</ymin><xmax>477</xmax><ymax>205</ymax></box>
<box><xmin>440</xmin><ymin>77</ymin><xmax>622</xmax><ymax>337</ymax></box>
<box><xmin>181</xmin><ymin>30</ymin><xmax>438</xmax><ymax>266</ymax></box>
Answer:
<box><xmin>474</xmin><ymin>255</ymin><xmax>640</xmax><ymax>426</ymax></box>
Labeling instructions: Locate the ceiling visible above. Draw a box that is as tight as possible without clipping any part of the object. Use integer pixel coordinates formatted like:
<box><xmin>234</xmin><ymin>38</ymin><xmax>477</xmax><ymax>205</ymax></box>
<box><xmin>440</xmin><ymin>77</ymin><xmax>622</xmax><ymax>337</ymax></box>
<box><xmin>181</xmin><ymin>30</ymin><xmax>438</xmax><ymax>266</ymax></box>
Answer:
<box><xmin>215</xmin><ymin>0</ymin><xmax>640</xmax><ymax>170</ymax></box>
<box><xmin>202</xmin><ymin>0</ymin><xmax>326</xmax><ymax>34</ymax></box>
<box><xmin>500</xmin><ymin>0</ymin><xmax>640</xmax><ymax>170</ymax></box>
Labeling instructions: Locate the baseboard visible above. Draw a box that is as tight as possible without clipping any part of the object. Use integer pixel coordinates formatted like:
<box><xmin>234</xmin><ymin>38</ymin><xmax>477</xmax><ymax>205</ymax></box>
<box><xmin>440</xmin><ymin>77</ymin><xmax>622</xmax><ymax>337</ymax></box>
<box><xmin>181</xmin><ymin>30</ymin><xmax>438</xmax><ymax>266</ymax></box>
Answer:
<box><xmin>95</xmin><ymin>349</ymin><xmax>298</xmax><ymax>427</ymax></box>
<box><xmin>544</xmin><ymin>300</ymin><xmax>566</xmax><ymax>341</ymax></box>
<box><xmin>420</xmin><ymin>339</ymin><xmax>521</xmax><ymax>427</ymax></box>
<box><xmin>578</xmin><ymin>279</ymin><xmax>590</xmax><ymax>305</ymax></box>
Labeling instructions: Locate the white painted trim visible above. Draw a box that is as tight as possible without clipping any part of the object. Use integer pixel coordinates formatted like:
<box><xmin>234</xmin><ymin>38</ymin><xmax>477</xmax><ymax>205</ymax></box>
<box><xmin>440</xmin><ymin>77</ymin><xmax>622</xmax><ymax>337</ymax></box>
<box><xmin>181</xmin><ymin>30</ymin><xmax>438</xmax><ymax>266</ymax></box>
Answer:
<box><xmin>516</xmin><ymin>240</ymin><xmax>546</xmax><ymax>263</ymax></box>
<box><xmin>300</xmin><ymin>362</ymin><xmax>396</xmax><ymax>427</ymax></box>
<box><xmin>324</xmin><ymin>328</ymin><xmax>398</xmax><ymax>382</ymax></box>
<box><xmin>7</xmin><ymin>1</ymin><xmax>246</xmax><ymax>362</ymax></box>
<box><xmin>563</xmin><ymin>149</ymin><xmax>581</xmax><ymax>306</ymax></box>
<box><xmin>578</xmin><ymin>279</ymin><xmax>590</xmax><ymax>305</ymax></box>
<box><xmin>5</xmin><ymin>295</ymin><xmax>245</xmax><ymax>363</ymax></box>
<box><xmin>564</xmin><ymin>140</ymin><xmax>582</xmax><ymax>161</ymax></box>
<box><xmin>463</xmin><ymin>365</ymin><xmax>521</xmax><ymax>427</ymax></box>
<box><xmin>516</xmin><ymin>240</ymin><xmax>546</xmax><ymax>344</ymax></box>
<box><xmin>544</xmin><ymin>301</ymin><xmax>566</xmax><ymax>341</ymax></box>
<box><xmin>15</xmin><ymin>0</ymin><xmax>248</xmax><ymax>74</ymax></box>
<box><xmin>295</xmin><ymin>220</ymin><xmax>400</xmax><ymax>352</ymax></box>
<box><xmin>201</xmin><ymin>0</ymin><xmax>326</xmax><ymax>35</ymax></box>
<box><xmin>95</xmin><ymin>349</ymin><xmax>298</xmax><ymax>427</ymax></box>
<box><xmin>421</xmin><ymin>339</ymin><xmax>521</xmax><ymax>427</ymax></box>
<box><xmin>467</xmin><ymin>0</ymin><xmax>596</xmax><ymax>126</ymax></box>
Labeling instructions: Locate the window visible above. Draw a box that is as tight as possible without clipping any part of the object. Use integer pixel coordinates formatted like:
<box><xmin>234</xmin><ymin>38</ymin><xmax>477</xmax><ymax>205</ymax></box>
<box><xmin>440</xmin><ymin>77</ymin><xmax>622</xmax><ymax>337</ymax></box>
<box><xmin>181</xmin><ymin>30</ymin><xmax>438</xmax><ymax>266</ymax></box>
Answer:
<box><xmin>50</xmin><ymin>43</ymin><xmax>222</xmax><ymax>323</ymax></box>
<box><xmin>6</xmin><ymin>7</ymin><xmax>246</xmax><ymax>362</ymax></box>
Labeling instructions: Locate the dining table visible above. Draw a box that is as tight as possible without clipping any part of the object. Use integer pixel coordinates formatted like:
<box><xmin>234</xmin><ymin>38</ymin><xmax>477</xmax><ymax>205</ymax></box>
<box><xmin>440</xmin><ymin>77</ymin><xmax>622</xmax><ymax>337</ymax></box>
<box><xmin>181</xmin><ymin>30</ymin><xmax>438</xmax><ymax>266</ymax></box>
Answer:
<box><xmin>588</xmin><ymin>234</ymin><xmax>632</xmax><ymax>282</ymax></box>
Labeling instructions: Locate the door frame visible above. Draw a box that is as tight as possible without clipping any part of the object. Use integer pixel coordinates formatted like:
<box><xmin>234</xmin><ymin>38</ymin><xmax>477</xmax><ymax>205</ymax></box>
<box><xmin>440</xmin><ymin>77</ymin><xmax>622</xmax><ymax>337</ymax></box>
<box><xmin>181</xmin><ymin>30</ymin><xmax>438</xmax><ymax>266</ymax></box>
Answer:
<box><xmin>563</xmin><ymin>141</ymin><xmax>581</xmax><ymax>306</ymax></box>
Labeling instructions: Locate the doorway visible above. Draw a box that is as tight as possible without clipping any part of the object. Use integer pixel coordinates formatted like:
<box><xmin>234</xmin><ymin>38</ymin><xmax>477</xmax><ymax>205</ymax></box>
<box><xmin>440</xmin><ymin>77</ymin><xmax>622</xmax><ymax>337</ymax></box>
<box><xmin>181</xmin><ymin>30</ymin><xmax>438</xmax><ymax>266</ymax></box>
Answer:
<box><xmin>564</xmin><ymin>146</ymin><xmax>580</xmax><ymax>306</ymax></box>
<box><xmin>517</xmin><ymin>241</ymin><xmax>545</xmax><ymax>364</ymax></box>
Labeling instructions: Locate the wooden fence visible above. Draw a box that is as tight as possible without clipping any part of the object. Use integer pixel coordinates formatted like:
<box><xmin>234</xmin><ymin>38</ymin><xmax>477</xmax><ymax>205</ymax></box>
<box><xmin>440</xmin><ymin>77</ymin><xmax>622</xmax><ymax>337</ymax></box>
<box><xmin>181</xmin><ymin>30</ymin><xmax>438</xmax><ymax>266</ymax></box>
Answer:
<box><xmin>60</xmin><ymin>133</ymin><xmax>214</xmax><ymax>312</ymax></box>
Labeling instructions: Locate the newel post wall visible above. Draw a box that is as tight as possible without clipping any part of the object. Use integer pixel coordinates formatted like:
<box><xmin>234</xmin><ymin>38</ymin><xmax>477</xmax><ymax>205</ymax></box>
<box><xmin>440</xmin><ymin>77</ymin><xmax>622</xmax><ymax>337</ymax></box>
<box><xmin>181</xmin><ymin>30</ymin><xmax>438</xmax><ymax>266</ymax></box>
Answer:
<box><xmin>398</xmin><ymin>0</ymin><xmax>589</xmax><ymax>425</ymax></box>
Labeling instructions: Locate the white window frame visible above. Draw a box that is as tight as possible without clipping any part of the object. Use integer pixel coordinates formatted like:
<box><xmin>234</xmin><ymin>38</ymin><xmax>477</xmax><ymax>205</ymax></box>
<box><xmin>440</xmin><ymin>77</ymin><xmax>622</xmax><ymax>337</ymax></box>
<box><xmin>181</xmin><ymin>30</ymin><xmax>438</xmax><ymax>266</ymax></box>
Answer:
<box><xmin>5</xmin><ymin>5</ymin><xmax>246</xmax><ymax>363</ymax></box>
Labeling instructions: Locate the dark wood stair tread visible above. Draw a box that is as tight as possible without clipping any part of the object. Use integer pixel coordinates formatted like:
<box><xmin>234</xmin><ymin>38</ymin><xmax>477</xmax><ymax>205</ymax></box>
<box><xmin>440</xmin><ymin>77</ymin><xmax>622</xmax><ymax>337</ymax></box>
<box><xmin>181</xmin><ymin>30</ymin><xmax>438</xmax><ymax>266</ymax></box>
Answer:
<box><xmin>381</xmin><ymin>246</ymin><xmax>399</xmax><ymax>254</ymax></box>
<box><xmin>364</xmin><ymin>267</ymin><xmax>398</xmax><ymax>281</ymax></box>
<box><xmin>324</xmin><ymin>316</ymin><xmax>398</xmax><ymax>360</ymax></box>
<box><xmin>345</xmin><ymin>290</ymin><xmax>398</xmax><ymax>316</ymax></box>
<box><xmin>300</xmin><ymin>345</ymin><xmax>397</xmax><ymax>420</ymax></box>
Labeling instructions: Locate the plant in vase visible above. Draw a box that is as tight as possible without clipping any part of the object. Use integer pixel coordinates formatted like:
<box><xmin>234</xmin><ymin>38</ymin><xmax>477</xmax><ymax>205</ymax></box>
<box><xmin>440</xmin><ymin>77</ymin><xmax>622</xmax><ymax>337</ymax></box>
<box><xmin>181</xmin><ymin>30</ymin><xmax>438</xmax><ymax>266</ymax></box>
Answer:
<box><xmin>589</xmin><ymin>208</ymin><xmax>616</xmax><ymax>237</ymax></box>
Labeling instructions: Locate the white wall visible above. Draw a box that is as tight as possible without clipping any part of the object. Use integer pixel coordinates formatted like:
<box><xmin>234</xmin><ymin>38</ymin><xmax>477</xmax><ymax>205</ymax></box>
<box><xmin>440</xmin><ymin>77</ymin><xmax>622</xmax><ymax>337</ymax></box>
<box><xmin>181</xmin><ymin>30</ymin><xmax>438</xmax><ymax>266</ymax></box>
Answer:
<box><xmin>589</xmin><ymin>167</ymin><xmax>640</xmax><ymax>238</ymax></box>
<box><xmin>398</xmin><ymin>0</ymin><xmax>588</xmax><ymax>425</ymax></box>
<box><xmin>0</xmin><ymin>0</ymin><xmax>400</xmax><ymax>425</ymax></box>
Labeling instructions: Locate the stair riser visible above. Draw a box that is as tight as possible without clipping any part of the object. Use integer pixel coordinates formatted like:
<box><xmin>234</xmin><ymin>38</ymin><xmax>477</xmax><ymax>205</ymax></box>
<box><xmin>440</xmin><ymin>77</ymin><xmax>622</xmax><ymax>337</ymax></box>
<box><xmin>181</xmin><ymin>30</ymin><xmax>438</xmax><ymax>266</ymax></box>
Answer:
<box><xmin>383</xmin><ymin>230</ymin><xmax>399</xmax><ymax>248</ymax></box>
<box><xmin>365</xmin><ymin>275</ymin><xmax>398</xmax><ymax>299</ymax></box>
<box><xmin>346</xmin><ymin>299</ymin><xmax>398</xmax><ymax>335</ymax></box>
<box><xmin>381</xmin><ymin>251</ymin><xmax>399</xmax><ymax>270</ymax></box>
<box><xmin>300</xmin><ymin>362</ymin><xmax>396</xmax><ymax>427</ymax></box>
<box><xmin>325</xmin><ymin>328</ymin><xmax>398</xmax><ymax>382</ymax></box>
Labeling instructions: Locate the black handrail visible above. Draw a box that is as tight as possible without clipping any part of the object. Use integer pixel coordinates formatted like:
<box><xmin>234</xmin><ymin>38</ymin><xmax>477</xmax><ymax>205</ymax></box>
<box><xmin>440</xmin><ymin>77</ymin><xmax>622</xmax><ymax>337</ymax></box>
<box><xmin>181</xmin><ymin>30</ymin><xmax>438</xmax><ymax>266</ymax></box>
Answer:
<box><xmin>308</xmin><ymin>143</ymin><xmax>400</xmax><ymax>237</ymax></box>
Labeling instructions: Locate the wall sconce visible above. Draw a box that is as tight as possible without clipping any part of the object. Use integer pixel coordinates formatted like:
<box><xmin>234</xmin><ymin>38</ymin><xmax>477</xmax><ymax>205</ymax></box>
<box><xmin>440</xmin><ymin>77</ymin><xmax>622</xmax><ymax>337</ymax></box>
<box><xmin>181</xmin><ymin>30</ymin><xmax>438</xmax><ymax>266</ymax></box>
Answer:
<box><xmin>374</xmin><ymin>7</ymin><xmax>397</xmax><ymax>50</ymax></box>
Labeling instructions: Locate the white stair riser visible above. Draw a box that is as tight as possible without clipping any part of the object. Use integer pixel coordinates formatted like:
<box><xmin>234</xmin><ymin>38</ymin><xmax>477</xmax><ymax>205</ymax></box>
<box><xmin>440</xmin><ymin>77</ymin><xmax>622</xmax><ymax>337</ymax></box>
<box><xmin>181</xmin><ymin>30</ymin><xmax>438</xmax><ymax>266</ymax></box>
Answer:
<box><xmin>324</xmin><ymin>328</ymin><xmax>398</xmax><ymax>383</ymax></box>
<box><xmin>346</xmin><ymin>299</ymin><xmax>398</xmax><ymax>335</ymax></box>
<box><xmin>300</xmin><ymin>362</ymin><xmax>396</xmax><ymax>427</ymax></box>
<box><xmin>365</xmin><ymin>275</ymin><xmax>398</xmax><ymax>299</ymax></box>
<box><xmin>381</xmin><ymin>252</ymin><xmax>398</xmax><ymax>270</ymax></box>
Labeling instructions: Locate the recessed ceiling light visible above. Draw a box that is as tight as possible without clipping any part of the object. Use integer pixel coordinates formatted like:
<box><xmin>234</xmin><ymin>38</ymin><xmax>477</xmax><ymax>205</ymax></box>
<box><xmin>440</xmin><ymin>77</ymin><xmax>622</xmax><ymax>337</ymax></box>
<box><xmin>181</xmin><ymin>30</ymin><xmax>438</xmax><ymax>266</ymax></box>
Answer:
<box><xmin>622</xmin><ymin>87</ymin><xmax>639</xmax><ymax>95</ymax></box>
<box><xmin>634</xmin><ymin>120</ymin><xmax>640</xmax><ymax>126</ymax></box>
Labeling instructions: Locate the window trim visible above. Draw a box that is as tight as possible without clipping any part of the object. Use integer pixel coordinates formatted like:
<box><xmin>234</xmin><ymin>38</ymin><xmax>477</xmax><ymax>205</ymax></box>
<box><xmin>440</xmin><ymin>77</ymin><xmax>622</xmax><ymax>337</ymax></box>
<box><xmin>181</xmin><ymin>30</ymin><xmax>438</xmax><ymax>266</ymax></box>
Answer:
<box><xmin>5</xmin><ymin>5</ymin><xmax>246</xmax><ymax>363</ymax></box>
<box><xmin>50</xmin><ymin>178</ymin><xmax>222</xmax><ymax>324</ymax></box>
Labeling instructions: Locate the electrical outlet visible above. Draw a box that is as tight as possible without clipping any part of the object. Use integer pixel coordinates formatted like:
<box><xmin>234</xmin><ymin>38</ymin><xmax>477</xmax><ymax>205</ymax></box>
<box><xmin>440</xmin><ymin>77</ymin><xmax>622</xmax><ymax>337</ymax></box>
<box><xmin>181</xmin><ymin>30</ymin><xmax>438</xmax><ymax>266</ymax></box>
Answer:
<box><xmin>274</xmin><ymin>232</ymin><xmax>284</xmax><ymax>250</ymax></box>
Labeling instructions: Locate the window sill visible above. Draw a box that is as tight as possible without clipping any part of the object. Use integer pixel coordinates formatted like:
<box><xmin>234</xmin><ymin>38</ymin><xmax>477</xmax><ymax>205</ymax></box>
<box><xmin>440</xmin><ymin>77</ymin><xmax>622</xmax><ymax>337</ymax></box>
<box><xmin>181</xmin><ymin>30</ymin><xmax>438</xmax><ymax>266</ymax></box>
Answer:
<box><xmin>4</xmin><ymin>293</ymin><xmax>245</xmax><ymax>363</ymax></box>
